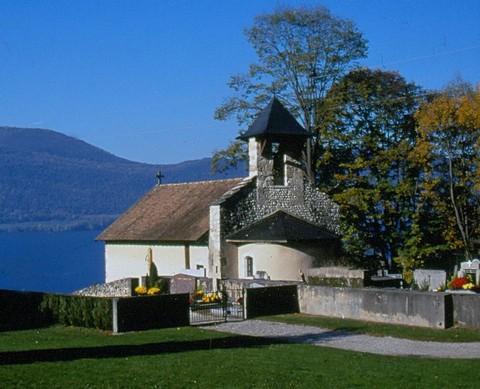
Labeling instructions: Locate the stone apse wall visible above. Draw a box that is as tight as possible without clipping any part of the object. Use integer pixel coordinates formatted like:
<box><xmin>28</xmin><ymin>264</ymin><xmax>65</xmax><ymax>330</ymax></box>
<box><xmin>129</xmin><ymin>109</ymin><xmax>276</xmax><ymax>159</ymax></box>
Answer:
<box><xmin>220</xmin><ymin>179</ymin><xmax>340</xmax><ymax>238</ymax></box>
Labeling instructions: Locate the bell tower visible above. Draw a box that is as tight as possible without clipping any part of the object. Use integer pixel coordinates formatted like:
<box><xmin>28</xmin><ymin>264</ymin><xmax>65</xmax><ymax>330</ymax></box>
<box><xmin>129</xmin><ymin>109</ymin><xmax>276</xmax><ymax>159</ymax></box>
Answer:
<box><xmin>238</xmin><ymin>97</ymin><xmax>311</xmax><ymax>205</ymax></box>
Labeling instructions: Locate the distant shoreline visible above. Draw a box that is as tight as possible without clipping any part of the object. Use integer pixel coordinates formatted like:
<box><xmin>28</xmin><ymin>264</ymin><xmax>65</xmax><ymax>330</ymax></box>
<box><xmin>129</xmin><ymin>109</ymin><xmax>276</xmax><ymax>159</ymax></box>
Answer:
<box><xmin>0</xmin><ymin>217</ymin><xmax>117</xmax><ymax>233</ymax></box>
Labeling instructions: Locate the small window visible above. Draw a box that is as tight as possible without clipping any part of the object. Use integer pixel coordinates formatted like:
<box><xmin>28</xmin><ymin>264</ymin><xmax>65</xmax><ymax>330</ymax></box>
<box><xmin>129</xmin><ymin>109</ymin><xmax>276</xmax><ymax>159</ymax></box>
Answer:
<box><xmin>271</xmin><ymin>142</ymin><xmax>280</xmax><ymax>154</ymax></box>
<box><xmin>245</xmin><ymin>256</ymin><xmax>253</xmax><ymax>277</ymax></box>
<box><xmin>271</xmin><ymin>142</ymin><xmax>285</xmax><ymax>185</ymax></box>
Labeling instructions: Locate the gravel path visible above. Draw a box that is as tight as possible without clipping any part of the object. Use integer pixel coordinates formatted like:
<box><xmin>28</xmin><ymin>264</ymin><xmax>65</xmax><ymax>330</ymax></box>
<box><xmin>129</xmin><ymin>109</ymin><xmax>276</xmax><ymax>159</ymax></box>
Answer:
<box><xmin>206</xmin><ymin>320</ymin><xmax>480</xmax><ymax>359</ymax></box>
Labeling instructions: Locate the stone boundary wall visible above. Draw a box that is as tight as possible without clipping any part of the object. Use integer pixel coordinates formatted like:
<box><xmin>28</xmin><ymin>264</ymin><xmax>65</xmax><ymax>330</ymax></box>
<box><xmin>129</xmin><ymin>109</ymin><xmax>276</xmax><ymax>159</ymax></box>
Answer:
<box><xmin>451</xmin><ymin>293</ymin><xmax>480</xmax><ymax>329</ymax></box>
<box><xmin>306</xmin><ymin>267</ymin><xmax>368</xmax><ymax>288</ymax></box>
<box><xmin>112</xmin><ymin>294</ymin><xmax>190</xmax><ymax>333</ymax></box>
<box><xmin>219</xmin><ymin>278</ymin><xmax>299</xmax><ymax>291</ymax></box>
<box><xmin>298</xmin><ymin>285</ymin><xmax>453</xmax><ymax>329</ymax></box>
<box><xmin>0</xmin><ymin>290</ymin><xmax>53</xmax><ymax>331</ymax></box>
<box><xmin>73</xmin><ymin>278</ymin><xmax>139</xmax><ymax>297</ymax></box>
<box><xmin>245</xmin><ymin>285</ymin><xmax>299</xmax><ymax>319</ymax></box>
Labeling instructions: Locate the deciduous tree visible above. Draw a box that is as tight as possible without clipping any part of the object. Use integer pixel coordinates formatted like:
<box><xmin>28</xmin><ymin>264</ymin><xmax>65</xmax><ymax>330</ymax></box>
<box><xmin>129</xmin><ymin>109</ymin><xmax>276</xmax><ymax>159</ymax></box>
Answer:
<box><xmin>413</xmin><ymin>80</ymin><xmax>480</xmax><ymax>261</ymax></box>
<box><xmin>318</xmin><ymin>68</ymin><xmax>423</xmax><ymax>274</ymax></box>
<box><xmin>213</xmin><ymin>5</ymin><xmax>368</xmax><ymax>177</ymax></box>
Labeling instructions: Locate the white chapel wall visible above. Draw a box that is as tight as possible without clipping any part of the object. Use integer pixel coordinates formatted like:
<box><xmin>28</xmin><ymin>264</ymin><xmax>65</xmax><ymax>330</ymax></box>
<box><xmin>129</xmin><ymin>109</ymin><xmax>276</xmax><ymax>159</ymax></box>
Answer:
<box><xmin>188</xmin><ymin>245</ymin><xmax>209</xmax><ymax>274</ymax></box>
<box><xmin>223</xmin><ymin>242</ymin><xmax>240</xmax><ymax>279</ymax></box>
<box><xmin>236</xmin><ymin>243</ymin><xmax>315</xmax><ymax>281</ymax></box>
<box><xmin>105</xmin><ymin>243</ymin><xmax>206</xmax><ymax>282</ymax></box>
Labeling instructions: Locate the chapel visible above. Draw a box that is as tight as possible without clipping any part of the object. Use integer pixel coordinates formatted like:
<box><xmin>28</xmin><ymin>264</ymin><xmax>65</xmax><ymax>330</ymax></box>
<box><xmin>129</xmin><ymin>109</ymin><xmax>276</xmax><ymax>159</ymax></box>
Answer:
<box><xmin>98</xmin><ymin>97</ymin><xmax>340</xmax><ymax>282</ymax></box>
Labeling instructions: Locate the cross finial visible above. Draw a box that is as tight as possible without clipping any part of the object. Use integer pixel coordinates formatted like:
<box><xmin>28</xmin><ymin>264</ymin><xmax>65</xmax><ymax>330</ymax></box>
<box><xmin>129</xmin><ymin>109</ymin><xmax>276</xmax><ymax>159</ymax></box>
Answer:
<box><xmin>156</xmin><ymin>170</ymin><xmax>164</xmax><ymax>185</ymax></box>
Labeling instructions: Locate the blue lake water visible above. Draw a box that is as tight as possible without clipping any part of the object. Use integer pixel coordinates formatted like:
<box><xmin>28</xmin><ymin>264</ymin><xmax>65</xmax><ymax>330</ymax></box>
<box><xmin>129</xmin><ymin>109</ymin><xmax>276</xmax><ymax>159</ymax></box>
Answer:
<box><xmin>0</xmin><ymin>230</ymin><xmax>105</xmax><ymax>294</ymax></box>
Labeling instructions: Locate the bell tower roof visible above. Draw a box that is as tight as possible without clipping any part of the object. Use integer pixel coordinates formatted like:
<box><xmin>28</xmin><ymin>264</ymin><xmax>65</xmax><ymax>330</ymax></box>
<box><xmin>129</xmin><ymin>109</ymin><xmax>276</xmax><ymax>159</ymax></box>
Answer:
<box><xmin>238</xmin><ymin>97</ymin><xmax>310</xmax><ymax>141</ymax></box>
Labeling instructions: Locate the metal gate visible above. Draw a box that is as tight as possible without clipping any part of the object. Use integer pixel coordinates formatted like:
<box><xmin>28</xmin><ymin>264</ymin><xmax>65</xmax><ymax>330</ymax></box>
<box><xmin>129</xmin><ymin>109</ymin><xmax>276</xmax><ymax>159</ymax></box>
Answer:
<box><xmin>189</xmin><ymin>287</ymin><xmax>244</xmax><ymax>325</ymax></box>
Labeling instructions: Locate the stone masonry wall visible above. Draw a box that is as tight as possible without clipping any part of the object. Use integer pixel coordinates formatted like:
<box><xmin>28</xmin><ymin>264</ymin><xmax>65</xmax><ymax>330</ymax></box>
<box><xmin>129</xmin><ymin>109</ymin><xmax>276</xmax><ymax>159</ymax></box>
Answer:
<box><xmin>73</xmin><ymin>278</ymin><xmax>139</xmax><ymax>297</ymax></box>
<box><xmin>298</xmin><ymin>285</ymin><xmax>452</xmax><ymax>329</ymax></box>
<box><xmin>221</xmin><ymin>178</ymin><xmax>340</xmax><ymax>238</ymax></box>
<box><xmin>221</xmin><ymin>180</ymin><xmax>258</xmax><ymax>236</ymax></box>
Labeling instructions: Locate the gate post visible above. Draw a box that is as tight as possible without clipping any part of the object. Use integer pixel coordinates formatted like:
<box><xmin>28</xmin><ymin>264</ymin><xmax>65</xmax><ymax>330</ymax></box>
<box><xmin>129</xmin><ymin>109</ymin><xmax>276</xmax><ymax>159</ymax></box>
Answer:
<box><xmin>243</xmin><ymin>288</ymin><xmax>248</xmax><ymax>320</ymax></box>
<box><xmin>112</xmin><ymin>298</ymin><xmax>119</xmax><ymax>333</ymax></box>
<box><xmin>222</xmin><ymin>286</ymin><xmax>228</xmax><ymax>322</ymax></box>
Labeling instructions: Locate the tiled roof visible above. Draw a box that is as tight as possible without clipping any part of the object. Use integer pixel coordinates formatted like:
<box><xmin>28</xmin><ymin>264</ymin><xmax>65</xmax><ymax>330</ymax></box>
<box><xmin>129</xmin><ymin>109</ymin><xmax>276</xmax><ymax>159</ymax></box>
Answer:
<box><xmin>226</xmin><ymin>210</ymin><xmax>339</xmax><ymax>243</ymax></box>
<box><xmin>97</xmin><ymin>178</ymin><xmax>246</xmax><ymax>242</ymax></box>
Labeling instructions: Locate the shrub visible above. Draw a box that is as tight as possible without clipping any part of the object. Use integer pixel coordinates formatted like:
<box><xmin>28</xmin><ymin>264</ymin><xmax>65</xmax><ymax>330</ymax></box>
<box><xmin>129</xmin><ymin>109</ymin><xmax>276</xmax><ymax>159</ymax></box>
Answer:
<box><xmin>41</xmin><ymin>294</ymin><xmax>112</xmax><ymax>330</ymax></box>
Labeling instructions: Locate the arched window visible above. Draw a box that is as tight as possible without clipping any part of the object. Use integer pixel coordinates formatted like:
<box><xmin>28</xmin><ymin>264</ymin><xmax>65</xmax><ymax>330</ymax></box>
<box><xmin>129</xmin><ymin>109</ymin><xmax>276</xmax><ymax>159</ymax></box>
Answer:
<box><xmin>245</xmin><ymin>256</ymin><xmax>253</xmax><ymax>277</ymax></box>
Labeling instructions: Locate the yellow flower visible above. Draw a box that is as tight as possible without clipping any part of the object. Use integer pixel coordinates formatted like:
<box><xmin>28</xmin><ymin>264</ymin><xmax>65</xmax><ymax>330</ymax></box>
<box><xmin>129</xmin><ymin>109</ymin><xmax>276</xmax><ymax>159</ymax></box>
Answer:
<box><xmin>135</xmin><ymin>286</ymin><xmax>147</xmax><ymax>295</ymax></box>
<box><xmin>147</xmin><ymin>287</ymin><xmax>161</xmax><ymax>295</ymax></box>
<box><xmin>201</xmin><ymin>292</ymin><xmax>221</xmax><ymax>303</ymax></box>
<box><xmin>462</xmin><ymin>283</ymin><xmax>475</xmax><ymax>290</ymax></box>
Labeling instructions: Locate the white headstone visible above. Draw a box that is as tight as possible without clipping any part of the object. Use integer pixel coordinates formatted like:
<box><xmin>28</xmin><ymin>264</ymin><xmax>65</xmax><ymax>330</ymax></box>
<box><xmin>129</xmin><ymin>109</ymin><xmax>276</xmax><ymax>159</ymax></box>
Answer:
<box><xmin>413</xmin><ymin>269</ymin><xmax>446</xmax><ymax>291</ymax></box>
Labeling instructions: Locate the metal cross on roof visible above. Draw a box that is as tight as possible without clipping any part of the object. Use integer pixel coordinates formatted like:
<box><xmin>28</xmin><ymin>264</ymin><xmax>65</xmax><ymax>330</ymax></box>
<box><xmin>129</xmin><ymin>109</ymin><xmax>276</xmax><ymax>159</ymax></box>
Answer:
<box><xmin>156</xmin><ymin>170</ymin><xmax>164</xmax><ymax>185</ymax></box>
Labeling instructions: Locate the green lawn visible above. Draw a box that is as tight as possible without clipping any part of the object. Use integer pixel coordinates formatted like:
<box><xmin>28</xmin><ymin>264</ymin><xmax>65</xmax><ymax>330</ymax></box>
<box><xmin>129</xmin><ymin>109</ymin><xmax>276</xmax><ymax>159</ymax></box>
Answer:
<box><xmin>1</xmin><ymin>324</ymin><xmax>479</xmax><ymax>388</ymax></box>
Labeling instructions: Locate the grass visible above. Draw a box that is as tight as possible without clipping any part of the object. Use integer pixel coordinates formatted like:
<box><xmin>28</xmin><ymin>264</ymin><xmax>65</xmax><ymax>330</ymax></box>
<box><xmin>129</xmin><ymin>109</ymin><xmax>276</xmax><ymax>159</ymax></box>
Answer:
<box><xmin>261</xmin><ymin>313</ymin><xmax>480</xmax><ymax>342</ymax></box>
<box><xmin>1</xmin><ymin>324</ymin><xmax>479</xmax><ymax>388</ymax></box>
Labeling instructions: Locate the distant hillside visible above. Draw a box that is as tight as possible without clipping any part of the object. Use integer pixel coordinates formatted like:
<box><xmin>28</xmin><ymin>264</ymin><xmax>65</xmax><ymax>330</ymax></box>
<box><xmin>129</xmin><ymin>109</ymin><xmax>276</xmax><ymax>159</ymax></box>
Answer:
<box><xmin>0</xmin><ymin>126</ymin><xmax>246</xmax><ymax>231</ymax></box>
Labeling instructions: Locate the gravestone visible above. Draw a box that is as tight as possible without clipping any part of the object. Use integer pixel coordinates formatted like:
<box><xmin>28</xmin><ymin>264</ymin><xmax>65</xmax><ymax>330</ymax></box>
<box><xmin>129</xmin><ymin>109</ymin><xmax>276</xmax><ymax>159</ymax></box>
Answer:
<box><xmin>413</xmin><ymin>269</ymin><xmax>446</xmax><ymax>291</ymax></box>
<box><xmin>170</xmin><ymin>273</ymin><xmax>197</xmax><ymax>294</ymax></box>
<box><xmin>458</xmin><ymin>259</ymin><xmax>480</xmax><ymax>284</ymax></box>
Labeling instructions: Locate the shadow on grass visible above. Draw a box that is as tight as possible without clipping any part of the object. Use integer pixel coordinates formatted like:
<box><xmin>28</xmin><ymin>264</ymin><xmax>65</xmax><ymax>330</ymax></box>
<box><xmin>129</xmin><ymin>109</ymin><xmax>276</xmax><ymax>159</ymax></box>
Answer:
<box><xmin>331</xmin><ymin>326</ymin><xmax>369</xmax><ymax>334</ymax></box>
<box><xmin>250</xmin><ymin>329</ymin><xmax>357</xmax><ymax>345</ymax></box>
<box><xmin>289</xmin><ymin>330</ymin><xmax>356</xmax><ymax>342</ymax></box>
<box><xmin>0</xmin><ymin>335</ymin><xmax>286</xmax><ymax>366</ymax></box>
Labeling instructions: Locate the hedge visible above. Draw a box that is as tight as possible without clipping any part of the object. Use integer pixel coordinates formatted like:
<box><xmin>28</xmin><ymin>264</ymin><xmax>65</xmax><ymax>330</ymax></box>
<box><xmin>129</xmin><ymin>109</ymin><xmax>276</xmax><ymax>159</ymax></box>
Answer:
<box><xmin>40</xmin><ymin>294</ymin><xmax>112</xmax><ymax>330</ymax></box>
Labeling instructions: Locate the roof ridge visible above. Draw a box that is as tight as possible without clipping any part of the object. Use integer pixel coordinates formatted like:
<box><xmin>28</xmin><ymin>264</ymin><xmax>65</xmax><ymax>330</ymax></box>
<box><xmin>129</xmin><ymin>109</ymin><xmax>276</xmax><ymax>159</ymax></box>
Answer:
<box><xmin>156</xmin><ymin>177</ymin><xmax>246</xmax><ymax>187</ymax></box>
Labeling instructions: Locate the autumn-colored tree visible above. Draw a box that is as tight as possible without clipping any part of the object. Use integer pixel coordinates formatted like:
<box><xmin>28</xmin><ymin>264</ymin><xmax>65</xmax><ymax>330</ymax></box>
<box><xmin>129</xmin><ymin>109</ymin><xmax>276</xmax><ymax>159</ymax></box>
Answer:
<box><xmin>317</xmin><ymin>68</ymin><xmax>423</xmax><ymax>273</ymax></box>
<box><xmin>213</xmin><ymin>6</ymin><xmax>367</xmax><ymax>177</ymax></box>
<box><xmin>413</xmin><ymin>80</ymin><xmax>480</xmax><ymax>261</ymax></box>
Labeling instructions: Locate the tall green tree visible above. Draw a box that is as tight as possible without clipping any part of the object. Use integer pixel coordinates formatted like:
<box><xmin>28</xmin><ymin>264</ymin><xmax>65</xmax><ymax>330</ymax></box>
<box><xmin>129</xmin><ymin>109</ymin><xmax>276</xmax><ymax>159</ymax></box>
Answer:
<box><xmin>317</xmin><ymin>68</ymin><xmax>423</xmax><ymax>273</ymax></box>
<box><xmin>213</xmin><ymin>5</ymin><xmax>368</xmax><ymax>177</ymax></box>
<box><xmin>413</xmin><ymin>80</ymin><xmax>480</xmax><ymax>261</ymax></box>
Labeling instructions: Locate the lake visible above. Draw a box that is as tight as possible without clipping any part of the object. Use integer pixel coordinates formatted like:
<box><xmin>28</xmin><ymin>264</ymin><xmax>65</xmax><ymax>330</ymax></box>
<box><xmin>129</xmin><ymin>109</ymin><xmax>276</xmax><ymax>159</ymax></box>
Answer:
<box><xmin>0</xmin><ymin>230</ymin><xmax>105</xmax><ymax>294</ymax></box>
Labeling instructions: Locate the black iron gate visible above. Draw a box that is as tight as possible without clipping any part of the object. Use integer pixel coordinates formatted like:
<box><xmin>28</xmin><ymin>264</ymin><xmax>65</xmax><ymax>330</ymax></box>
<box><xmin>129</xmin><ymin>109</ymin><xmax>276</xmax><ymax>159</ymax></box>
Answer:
<box><xmin>189</xmin><ymin>287</ymin><xmax>244</xmax><ymax>325</ymax></box>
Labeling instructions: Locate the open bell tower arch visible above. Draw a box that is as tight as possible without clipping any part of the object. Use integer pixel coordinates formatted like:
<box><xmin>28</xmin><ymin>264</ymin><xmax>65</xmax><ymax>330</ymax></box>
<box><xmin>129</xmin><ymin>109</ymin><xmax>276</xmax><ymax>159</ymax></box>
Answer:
<box><xmin>238</xmin><ymin>97</ymin><xmax>312</xmax><ymax>206</ymax></box>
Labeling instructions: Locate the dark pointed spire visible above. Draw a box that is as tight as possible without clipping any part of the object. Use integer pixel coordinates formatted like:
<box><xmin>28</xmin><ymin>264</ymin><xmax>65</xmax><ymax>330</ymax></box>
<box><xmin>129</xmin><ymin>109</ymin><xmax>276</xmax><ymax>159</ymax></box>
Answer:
<box><xmin>238</xmin><ymin>97</ymin><xmax>310</xmax><ymax>141</ymax></box>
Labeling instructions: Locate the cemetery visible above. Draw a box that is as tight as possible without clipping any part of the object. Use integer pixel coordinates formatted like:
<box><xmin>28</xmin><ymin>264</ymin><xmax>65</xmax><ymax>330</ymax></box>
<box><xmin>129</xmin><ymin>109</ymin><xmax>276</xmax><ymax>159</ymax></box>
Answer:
<box><xmin>3</xmin><ymin>258</ymin><xmax>480</xmax><ymax>333</ymax></box>
<box><xmin>70</xmin><ymin>258</ymin><xmax>480</xmax><ymax>331</ymax></box>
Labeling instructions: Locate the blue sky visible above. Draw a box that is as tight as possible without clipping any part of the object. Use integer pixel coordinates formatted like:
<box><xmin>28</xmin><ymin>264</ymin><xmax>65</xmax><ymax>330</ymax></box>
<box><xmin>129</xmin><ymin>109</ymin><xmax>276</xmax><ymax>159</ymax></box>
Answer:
<box><xmin>0</xmin><ymin>0</ymin><xmax>478</xmax><ymax>164</ymax></box>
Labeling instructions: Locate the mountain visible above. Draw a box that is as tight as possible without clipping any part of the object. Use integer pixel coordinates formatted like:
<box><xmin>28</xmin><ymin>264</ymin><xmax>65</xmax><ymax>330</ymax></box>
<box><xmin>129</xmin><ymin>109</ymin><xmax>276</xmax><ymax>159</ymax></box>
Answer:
<box><xmin>0</xmin><ymin>126</ymin><xmax>246</xmax><ymax>232</ymax></box>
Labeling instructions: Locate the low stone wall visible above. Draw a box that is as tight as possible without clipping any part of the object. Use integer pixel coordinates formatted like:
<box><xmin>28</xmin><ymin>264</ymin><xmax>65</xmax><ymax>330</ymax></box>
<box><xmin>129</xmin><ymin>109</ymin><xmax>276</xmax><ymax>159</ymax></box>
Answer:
<box><xmin>73</xmin><ymin>278</ymin><xmax>139</xmax><ymax>297</ymax></box>
<box><xmin>219</xmin><ymin>278</ymin><xmax>299</xmax><ymax>301</ymax></box>
<box><xmin>298</xmin><ymin>285</ymin><xmax>453</xmax><ymax>329</ymax></box>
<box><xmin>245</xmin><ymin>285</ymin><xmax>299</xmax><ymax>319</ymax></box>
<box><xmin>112</xmin><ymin>294</ymin><xmax>190</xmax><ymax>333</ymax></box>
<box><xmin>306</xmin><ymin>267</ymin><xmax>367</xmax><ymax>288</ymax></box>
<box><xmin>219</xmin><ymin>278</ymin><xmax>299</xmax><ymax>290</ymax></box>
<box><xmin>451</xmin><ymin>293</ymin><xmax>480</xmax><ymax>329</ymax></box>
<box><xmin>0</xmin><ymin>290</ymin><xmax>54</xmax><ymax>331</ymax></box>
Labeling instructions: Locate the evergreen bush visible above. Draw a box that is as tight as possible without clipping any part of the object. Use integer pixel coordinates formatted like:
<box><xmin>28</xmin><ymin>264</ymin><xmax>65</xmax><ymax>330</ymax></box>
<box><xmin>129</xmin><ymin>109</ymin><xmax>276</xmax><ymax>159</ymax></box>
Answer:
<box><xmin>41</xmin><ymin>294</ymin><xmax>112</xmax><ymax>330</ymax></box>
